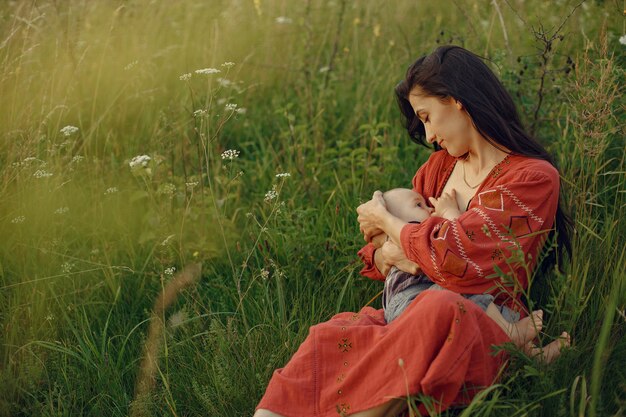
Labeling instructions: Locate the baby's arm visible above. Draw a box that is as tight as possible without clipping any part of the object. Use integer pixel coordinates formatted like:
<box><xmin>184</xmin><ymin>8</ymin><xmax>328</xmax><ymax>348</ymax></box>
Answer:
<box><xmin>428</xmin><ymin>189</ymin><xmax>462</xmax><ymax>220</ymax></box>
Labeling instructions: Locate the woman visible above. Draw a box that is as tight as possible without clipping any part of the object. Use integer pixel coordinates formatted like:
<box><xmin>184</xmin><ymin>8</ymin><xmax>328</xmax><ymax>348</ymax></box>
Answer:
<box><xmin>255</xmin><ymin>45</ymin><xmax>571</xmax><ymax>417</ymax></box>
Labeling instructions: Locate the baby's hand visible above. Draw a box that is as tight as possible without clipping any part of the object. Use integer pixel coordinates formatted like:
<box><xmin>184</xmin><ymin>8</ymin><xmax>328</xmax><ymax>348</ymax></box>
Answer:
<box><xmin>429</xmin><ymin>189</ymin><xmax>462</xmax><ymax>220</ymax></box>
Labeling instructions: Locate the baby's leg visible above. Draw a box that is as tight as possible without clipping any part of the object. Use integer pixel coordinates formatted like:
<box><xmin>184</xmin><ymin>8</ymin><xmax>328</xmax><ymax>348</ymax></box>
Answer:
<box><xmin>485</xmin><ymin>303</ymin><xmax>543</xmax><ymax>348</ymax></box>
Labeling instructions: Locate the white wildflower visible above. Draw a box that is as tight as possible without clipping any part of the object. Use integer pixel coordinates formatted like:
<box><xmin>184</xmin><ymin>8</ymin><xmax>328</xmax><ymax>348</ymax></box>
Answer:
<box><xmin>225</xmin><ymin>103</ymin><xmax>238</xmax><ymax>111</ymax></box>
<box><xmin>104</xmin><ymin>187</ymin><xmax>118</xmax><ymax>195</ymax></box>
<box><xmin>158</xmin><ymin>183</ymin><xmax>176</xmax><ymax>197</ymax></box>
<box><xmin>620</xmin><ymin>34</ymin><xmax>626</xmax><ymax>46</ymax></box>
<box><xmin>168</xmin><ymin>310</ymin><xmax>186</xmax><ymax>329</ymax></box>
<box><xmin>45</xmin><ymin>314</ymin><xmax>54</xmax><ymax>321</ymax></box>
<box><xmin>54</xmin><ymin>207</ymin><xmax>69</xmax><ymax>215</ymax></box>
<box><xmin>33</xmin><ymin>170</ymin><xmax>53</xmax><ymax>178</ymax></box>
<box><xmin>221</xmin><ymin>62</ymin><xmax>235</xmax><ymax>68</ymax></box>
<box><xmin>193</xmin><ymin>109</ymin><xmax>208</xmax><ymax>117</ymax></box>
<box><xmin>129</xmin><ymin>155</ymin><xmax>151</xmax><ymax>168</ymax></box>
<box><xmin>58</xmin><ymin>128</ymin><xmax>76</xmax><ymax>139</ymax></box>
<box><xmin>217</xmin><ymin>77</ymin><xmax>232</xmax><ymax>87</ymax></box>
<box><xmin>236</xmin><ymin>107</ymin><xmax>247</xmax><ymax>115</ymax></box>
<box><xmin>186</xmin><ymin>181</ymin><xmax>199</xmax><ymax>188</ymax></box>
<box><xmin>221</xmin><ymin>149</ymin><xmax>240</xmax><ymax>160</ymax></box>
<box><xmin>164</xmin><ymin>266</ymin><xmax>176</xmax><ymax>276</ymax></box>
<box><xmin>275</xmin><ymin>172</ymin><xmax>291</xmax><ymax>178</ymax></box>
<box><xmin>318</xmin><ymin>66</ymin><xmax>330</xmax><ymax>73</ymax></box>
<box><xmin>124</xmin><ymin>60</ymin><xmax>138</xmax><ymax>70</ymax></box>
<box><xmin>179</xmin><ymin>73</ymin><xmax>192</xmax><ymax>81</ymax></box>
<box><xmin>260</xmin><ymin>269</ymin><xmax>270</xmax><ymax>279</ymax></box>
<box><xmin>13</xmin><ymin>157</ymin><xmax>39</xmax><ymax>167</ymax></box>
<box><xmin>195</xmin><ymin>68</ymin><xmax>221</xmax><ymax>75</ymax></box>
<box><xmin>60</xmin><ymin>125</ymin><xmax>79</xmax><ymax>136</ymax></box>
<box><xmin>11</xmin><ymin>215</ymin><xmax>25</xmax><ymax>224</ymax></box>
<box><xmin>264</xmin><ymin>188</ymin><xmax>278</xmax><ymax>203</ymax></box>
<box><xmin>71</xmin><ymin>155</ymin><xmax>84</xmax><ymax>164</ymax></box>
<box><xmin>275</xmin><ymin>16</ymin><xmax>293</xmax><ymax>24</ymax></box>
<box><xmin>61</xmin><ymin>262</ymin><xmax>74</xmax><ymax>273</ymax></box>
<box><xmin>57</xmin><ymin>140</ymin><xmax>72</xmax><ymax>149</ymax></box>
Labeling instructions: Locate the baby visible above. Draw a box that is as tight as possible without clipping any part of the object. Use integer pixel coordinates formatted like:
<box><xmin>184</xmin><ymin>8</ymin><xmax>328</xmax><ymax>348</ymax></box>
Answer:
<box><xmin>378</xmin><ymin>188</ymin><xmax>568</xmax><ymax>358</ymax></box>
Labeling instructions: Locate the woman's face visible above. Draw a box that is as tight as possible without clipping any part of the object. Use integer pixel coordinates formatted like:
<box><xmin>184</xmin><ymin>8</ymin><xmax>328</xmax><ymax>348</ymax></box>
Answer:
<box><xmin>408</xmin><ymin>87</ymin><xmax>474</xmax><ymax>157</ymax></box>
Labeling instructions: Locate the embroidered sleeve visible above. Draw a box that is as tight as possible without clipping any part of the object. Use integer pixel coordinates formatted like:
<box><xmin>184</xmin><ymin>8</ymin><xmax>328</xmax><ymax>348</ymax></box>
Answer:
<box><xmin>400</xmin><ymin>169</ymin><xmax>559</xmax><ymax>295</ymax></box>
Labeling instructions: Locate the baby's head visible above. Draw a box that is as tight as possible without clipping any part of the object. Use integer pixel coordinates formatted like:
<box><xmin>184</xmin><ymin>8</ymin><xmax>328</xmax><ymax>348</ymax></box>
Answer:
<box><xmin>383</xmin><ymin>188</ymin><xmax>432</xmax><ymax>223</ymax></box>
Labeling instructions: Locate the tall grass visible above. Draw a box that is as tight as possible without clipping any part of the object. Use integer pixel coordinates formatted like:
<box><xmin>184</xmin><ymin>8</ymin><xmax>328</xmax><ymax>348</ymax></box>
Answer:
<box><xmin>0</xmin><ymin>0</ymin><xmax>624</xmax><ymax>416</ymax></box>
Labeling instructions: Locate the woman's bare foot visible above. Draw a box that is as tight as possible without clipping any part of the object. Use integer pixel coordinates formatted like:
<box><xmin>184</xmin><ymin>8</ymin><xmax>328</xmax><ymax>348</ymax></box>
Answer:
<box><xmin>525</xmin><ymin>332</ymin><xmax>571</xmax><ymax>364</ymax></box>
<box><xmin>507</xmin><ymin>310</ymin><xmax>543</xmax><ymax>348</ymax></box>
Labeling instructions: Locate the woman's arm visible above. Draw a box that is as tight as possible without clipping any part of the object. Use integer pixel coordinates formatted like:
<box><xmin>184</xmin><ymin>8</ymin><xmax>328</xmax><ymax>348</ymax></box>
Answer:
<box><xmin>356</xmin><ymin>191</ymin><xmax>407</xmax><ymax>246</ymax></box>
<box><xmin>357</xmin><ymin>241</ymin><xmax>422</xmax><ymax>280</ymax></box>
<box><xmin>356</xmin><ymin>152</ymin><xmax>442</xmax><ymax>281</ymax></box>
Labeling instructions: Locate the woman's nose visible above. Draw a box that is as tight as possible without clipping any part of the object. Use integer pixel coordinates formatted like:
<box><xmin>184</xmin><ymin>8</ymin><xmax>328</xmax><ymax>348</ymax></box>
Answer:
<box><xmin>425</xmin><ymin>128</ymin><xmax>436</xmax><ymax>143</ymax></box>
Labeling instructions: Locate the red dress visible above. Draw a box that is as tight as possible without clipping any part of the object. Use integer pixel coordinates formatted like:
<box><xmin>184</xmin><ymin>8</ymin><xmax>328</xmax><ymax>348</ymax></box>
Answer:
<box><xmin>257</xmin><ymin>151</ymin><xmax>560</xmax><ymax>416</ymax></box>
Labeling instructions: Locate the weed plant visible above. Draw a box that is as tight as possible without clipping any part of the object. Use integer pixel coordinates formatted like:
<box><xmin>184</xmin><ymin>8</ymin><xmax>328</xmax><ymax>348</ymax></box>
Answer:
<box><xmin>0</xmin><ymin>1</ymin><xmax>624</xmax><ymax>416</ymax></box>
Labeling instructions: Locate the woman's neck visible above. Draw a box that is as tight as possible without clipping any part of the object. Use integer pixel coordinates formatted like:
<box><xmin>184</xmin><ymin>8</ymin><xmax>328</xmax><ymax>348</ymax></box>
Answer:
<box><xmin>464</xmin><ymin>139</ymin><xmax>509</xmax><ymax>175</ymax></box>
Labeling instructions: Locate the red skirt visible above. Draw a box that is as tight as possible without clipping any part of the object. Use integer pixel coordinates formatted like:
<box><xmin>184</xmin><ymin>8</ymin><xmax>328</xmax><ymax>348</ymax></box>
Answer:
<box><xmin>256</xmin><ymin>290</ymin><xmax>510</xmax><ymax>416</ymax></box>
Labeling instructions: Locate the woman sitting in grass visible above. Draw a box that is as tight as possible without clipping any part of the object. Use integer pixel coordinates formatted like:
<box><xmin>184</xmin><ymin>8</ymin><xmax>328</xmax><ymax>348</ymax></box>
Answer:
<box><xmin>255</xmin><ymin>45</ymin><xmax>572</xmax><ymax>417</ymax></box>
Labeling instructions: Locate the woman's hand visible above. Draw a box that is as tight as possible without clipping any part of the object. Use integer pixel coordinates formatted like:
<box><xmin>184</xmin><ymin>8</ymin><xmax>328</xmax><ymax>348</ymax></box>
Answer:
<box><xmin>378</xmin><ymin>241</ymin><xmax>421</xmax><ymax>276</ymax></box>
<box><xmin>357</xmin><ymin>191</ymin><xmax>388</xmax><ymax>242</ymax></box>
<box><xmin>429</xmin><ymin>189</ymin><xmax>462</xmax><ymax>220</ymax></box>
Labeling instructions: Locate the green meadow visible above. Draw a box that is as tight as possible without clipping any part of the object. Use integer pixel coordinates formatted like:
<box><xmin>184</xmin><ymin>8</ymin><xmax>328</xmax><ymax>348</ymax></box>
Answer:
<box><xmin>0</xmin><ymin>0</ymin><xmax>624</xmax><ymax>415</ymax></box>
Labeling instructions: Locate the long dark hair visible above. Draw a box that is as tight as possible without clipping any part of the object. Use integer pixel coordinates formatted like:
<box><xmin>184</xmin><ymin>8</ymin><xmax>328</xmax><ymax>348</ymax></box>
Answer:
<box><xmin>395</xmin><ymin>45</ymin><xmax>572</xmax><ymax>270</ymax></box>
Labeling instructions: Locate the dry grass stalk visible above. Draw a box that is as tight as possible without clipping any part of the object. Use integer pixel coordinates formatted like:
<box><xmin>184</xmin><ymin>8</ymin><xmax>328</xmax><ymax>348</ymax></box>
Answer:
<box><xmin>130</xmin><ymin>263</ymin><xmax>202</xmax><ymax>417</ymax></box>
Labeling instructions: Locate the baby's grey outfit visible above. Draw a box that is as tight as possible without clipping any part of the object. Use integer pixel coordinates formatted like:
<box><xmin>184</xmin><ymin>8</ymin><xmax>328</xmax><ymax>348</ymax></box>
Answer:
<box><xmin>383</xmin><ymin>266</ymin><xmax>520</xmax><ymax>324</ymax></box>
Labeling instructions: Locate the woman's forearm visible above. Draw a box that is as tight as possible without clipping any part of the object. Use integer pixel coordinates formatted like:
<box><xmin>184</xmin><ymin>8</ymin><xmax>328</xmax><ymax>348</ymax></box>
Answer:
<box><xmin>381</xmin><ymin>213</ymin><xmax>407</xmax><ymax>248</ymax></box>
<box><xmin>373</xmin><ymin>249</ymin><xmax>386</xmax><ymax>276</ymax></box>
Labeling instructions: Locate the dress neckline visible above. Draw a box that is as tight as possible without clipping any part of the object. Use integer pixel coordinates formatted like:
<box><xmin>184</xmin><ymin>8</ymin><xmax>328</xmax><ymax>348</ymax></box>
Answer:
<box><xmin>437</xmin><ymin>153</ymin><xmax>513</xmax><ymax>204</ymax></box>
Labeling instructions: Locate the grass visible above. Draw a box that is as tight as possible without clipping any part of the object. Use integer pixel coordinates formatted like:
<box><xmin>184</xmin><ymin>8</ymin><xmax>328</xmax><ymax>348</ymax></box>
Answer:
<box><xmin>0</xmin><ymin>0</ymin><xmax>624</xmax><ymax>416</ymax></box>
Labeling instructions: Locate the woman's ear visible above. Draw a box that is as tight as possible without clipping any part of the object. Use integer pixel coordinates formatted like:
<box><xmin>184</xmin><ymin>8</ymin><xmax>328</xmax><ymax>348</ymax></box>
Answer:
<box><xmin>455</xmin><ymin>100</ymin><xmax>464</xmax><ymax>110</ymax></box>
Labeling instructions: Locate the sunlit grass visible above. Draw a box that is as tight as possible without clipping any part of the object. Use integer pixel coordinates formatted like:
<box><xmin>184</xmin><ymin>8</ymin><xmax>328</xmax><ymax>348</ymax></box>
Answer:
<box><xmin>0</xmin><ymin>0</ymin><xmax>624</xmax><ymax>416</ymax></box>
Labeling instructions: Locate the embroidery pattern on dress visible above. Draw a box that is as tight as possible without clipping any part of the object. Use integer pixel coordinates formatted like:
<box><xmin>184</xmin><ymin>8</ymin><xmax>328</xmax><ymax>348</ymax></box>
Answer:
<box><xmin>496</xmin><ymin>185</ymin><xmax>544</xmax><ymax>224</ymax></box>
<box><xmin>450</xmin><ymin>221</ymin><xmax>484</xmax><ymax>278</ymax></box>
<box><xmin>491</xmin><ymin>249</ymin><xmax>503</xmax><ymax>261</ymax></box>
<box><xmin>336</xmin><ymin>403</ymin><xmax>351</xmax><ymax>416</ymax></box>
<box><xmin>472</xmin><ymin>207</ymin><xmax>518</xmax><ymax>247</ymax></box>
<box><xmin>338</xmin><ymin>338</ymin><xmax>352</xmax><ymax>353</ymax></box>
<box><xmin>335</xmin><ymin>324</ymin><xmax>351</xmax><ymax>417</ymax></box>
